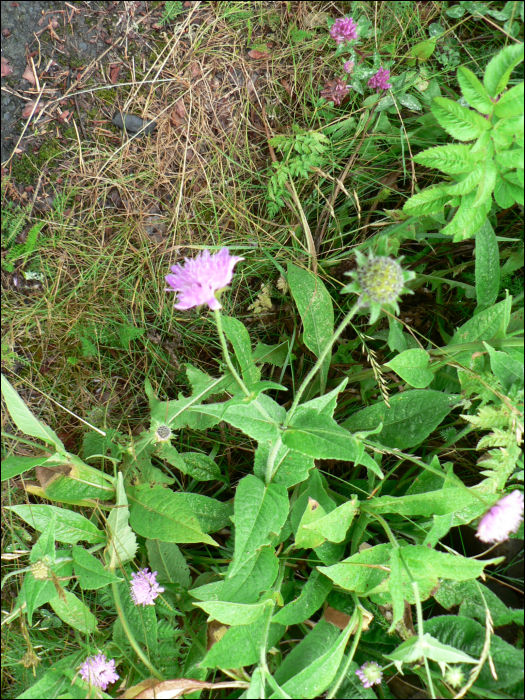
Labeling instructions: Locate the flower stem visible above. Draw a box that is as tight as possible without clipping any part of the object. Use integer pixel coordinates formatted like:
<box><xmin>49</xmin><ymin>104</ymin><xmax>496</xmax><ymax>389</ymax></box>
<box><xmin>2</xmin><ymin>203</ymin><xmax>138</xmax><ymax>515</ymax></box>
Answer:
<box><xmin>265</xmin><ymin>437</ymin><xmax>282</xmax><ymax>485</ymax></box>
<box><xmin>285</xmin><ymin>303</ymin><xmax>359</xmax><ymax>426</ymax></box>
<box><xmin>213</xmin><ymin>309</ymin><xmax>251</xmax><ymax>398</ymax></box>
<box><xmin>111</xmin><ymin>581</ymin><xmax>164</xmax><ymax>681</ymax></box>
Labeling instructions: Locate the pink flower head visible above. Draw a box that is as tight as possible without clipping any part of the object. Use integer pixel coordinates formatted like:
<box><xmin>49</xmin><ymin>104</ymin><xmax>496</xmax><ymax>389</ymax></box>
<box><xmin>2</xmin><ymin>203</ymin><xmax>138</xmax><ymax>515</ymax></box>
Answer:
<box><xmin>368</xmin><ymin>67</ymin><xmax>392</xmax><ymax>92</ymax></box>
<box><xmin>476</xmin><ymin>490</ymin><xmax>524</xmax><ymax>544</ymax></box>
<box><xmin>79</xmin><ymin>654</ymin><xmax>119</xmax><ymax>691</ymax></box>
<box><xmin>344</xmin><ymin>60</ymin><xmax>355</xmax><ymax>74</ymax></box>
<box><xmin>165</xmin><ymin>248</ymin><xmax>244</xmax><ymax>310</ymax></box>
<box><xmin>356</xmin><ymin>661</ymin><xmax>383</xmax><ymax>688</ymax></box>
<box><xmin>130</xmin><ymin>567</ymin><xmax>165</xmax><ymax>606</ymax></box>
<box><xmin>330</xmin><ymin>17</ymin><xmax>358</xmax><ymax>44</ymax></box>
<box><xmin>320</xmin><ymin>77</ymin><xmax>350</xmax><ymax>106</ymax></box>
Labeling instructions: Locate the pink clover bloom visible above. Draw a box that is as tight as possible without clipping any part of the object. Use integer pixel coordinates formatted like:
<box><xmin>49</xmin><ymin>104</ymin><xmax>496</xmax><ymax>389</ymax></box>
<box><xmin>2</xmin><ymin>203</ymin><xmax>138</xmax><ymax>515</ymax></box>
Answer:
<box><xmin>368</xmin><ymin>67</ymin><xmax>392</xmax><ymax>92</ymax></box>
<box><xmin>329</xmin><ymin>17</ymin><xmax>358</xmax><ymax>44</ymax></box>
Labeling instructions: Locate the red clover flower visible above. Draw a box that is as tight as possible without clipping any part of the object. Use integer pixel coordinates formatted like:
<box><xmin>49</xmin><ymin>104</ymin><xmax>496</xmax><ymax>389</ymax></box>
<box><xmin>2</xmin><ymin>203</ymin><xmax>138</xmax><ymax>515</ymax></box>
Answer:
<box><xmin>344</xmin><ymin>60</ymin><xmax>355</xmax><ymax>74</ymax></box>
<box><xmin>130</xmin><ymin>567</ymin><xmax>165</xmax><ymax>606</ymax></box>
<box><xmin>79</xmin><ymin>654</ymin><xmax>119</xmax><ymax>691</ymax></box>
<box><xmin>320</xmin><ymin>77</ymin><xmax>350</xmax><ymax>106</ymax></box>
<box><xmin>165</xmin><ymin>248</ymin><xmax>244</xmax><ymax>310</ymax></box>
<box><xmin>329</xmin><ymin>17</ymin><xmax>359</xmax><ymax>44</ymax></box>
<box><xmin>368</xmin><ymin>67</ymin><xmax>392</xmax><ymax>92</ymax></box>
<box><xmin>476</xmin><ymin>490</ymin><xmax>524</xmax><ymax>544</ymax></box>
<box><xmin>356</xmin><ymin>661</ymin><xmax>383</xmax><ymax>688</ymax></box>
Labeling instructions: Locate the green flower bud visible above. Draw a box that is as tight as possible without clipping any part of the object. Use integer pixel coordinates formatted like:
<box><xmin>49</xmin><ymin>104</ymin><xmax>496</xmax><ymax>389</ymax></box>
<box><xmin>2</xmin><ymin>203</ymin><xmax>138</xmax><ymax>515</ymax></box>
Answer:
<box><xmin>155</xmin><ymin>425</ymin><xmax>172</xmax><ymax>442</ymax></box>
<box><xmin>445</xmin><ymin>665</ymin><xmax>465</xmax><ymax>689</ymax></box>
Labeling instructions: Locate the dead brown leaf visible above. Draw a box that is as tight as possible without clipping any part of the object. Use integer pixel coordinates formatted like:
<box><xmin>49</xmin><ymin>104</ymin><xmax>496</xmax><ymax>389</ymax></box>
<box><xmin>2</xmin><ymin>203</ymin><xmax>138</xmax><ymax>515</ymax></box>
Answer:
<box><xmin>2</xmin><ymin>28</ymin><xmax>10</xmax><ymax>37</ymax></box>
<box><xmin>247</xmin><ymin>49</ymin><xmax>270</xmax><ymax>60</ymax></box>
<box><xmin>57</xmin><ymin>110</ymin><xmax>70</xmax><ymax>123</ymax></box>
<box><xmin>170</xmin><ymin>98</ymin><xmax>187</xmax><ymax>127</ymax></box>
<box><xmin>324</xmin><ymin>605</ymin><xmax>352</xmax><ymax>630</ymax></box>
<box><xmin>22</xmin><ymin>64</ymin><xmax>36</xmax><ymax>85</ymax></box>
<box><xmin>121</xmin><ymin>678</ymin><xmax>249</xmax><ymax>700</ymax></box>
<box><xmin>1</xmin><ymin>56</ymin><xmax>14</xmax><ymax>77</ymax></box>
<box><xmin>281</xmin><ymin>79</ymin><xmax>293</xmax><ymax>97</ymax></box>
<box><xmin>21</xmin><ymin>101</ymin><xmax>46</xmax><ymax>119</ymax></box>
<box><xmin>109</xmin><ymin>63</ymin><xmax>121</xmax><ymax>84</ymax></box>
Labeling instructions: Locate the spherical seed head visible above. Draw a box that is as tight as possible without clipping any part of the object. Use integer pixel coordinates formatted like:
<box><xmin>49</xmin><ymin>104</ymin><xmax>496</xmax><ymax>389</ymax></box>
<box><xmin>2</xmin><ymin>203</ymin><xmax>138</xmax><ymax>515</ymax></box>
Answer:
<box><xmin>342</xmin><ymin>250</ymin><xmax>415</xmax><ymax>324</ymax></box>
<box><xmin>155</xmin><ymin>424</ymin><xmax>172</xmax><ymax>442</ymax></box>
<box><xmin>31</xmin><ymin>560</ymin><xmax>51</xmax><ymax>580</ymax></box>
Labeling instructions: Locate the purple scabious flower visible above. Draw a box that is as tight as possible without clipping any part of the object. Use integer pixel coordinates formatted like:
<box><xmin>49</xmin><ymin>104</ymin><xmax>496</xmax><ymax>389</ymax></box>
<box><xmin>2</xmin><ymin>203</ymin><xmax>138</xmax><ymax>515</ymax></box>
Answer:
<box><xmin>320</xmin><ymin>77</ymin><xmax>350</xmax><ymax>106</ymax></box>
<box><xmin>476</xmin><ymin>490</ymin><xmax>524</xmax><ymax>544</ymax></box>
<box><xmin>368</xmin><ymin>67</ymin><xmax>392</xmax><ymax>92</ymax></box>
<box><xmin>130</xmin><ymin>567</ymin><xmax>165</xmax><ymax>606</ymax></box>
<box><xmin>356</xmin><ymin>661</ymin><xmax>383</xmax><ymax>688</ymax></box>
<box><xmin>165</xmin><ymin>248</ymin><xmax>244</xmax><ymax>310</ymax></box>
<box><xmin>343</xmin><ymin>60</ymin><xmax>355</xmax><ymax>74</ymax></box>
<box><xmin>79</xmin><ymin>654</ymin><xmax>119</xmax><ymax>691</ymax></box>
<box><xmin>330</xmin><ymin>17</ymin><xmax>358</xmax><ymax>44</ymax></box>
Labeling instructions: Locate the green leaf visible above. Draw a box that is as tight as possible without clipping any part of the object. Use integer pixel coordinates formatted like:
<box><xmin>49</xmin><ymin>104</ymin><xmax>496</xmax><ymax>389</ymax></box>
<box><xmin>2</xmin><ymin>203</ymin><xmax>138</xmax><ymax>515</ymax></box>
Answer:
<box><xmin>146</xmin><ymin>539</ymin><xmax>191</xmax><ymax>588</ymax></box>
<box><xmin>1</xmin><ymin>454</ymin><xmax>48</xmax><ymax>481</ymax></box>
<box><xmin>385</xmin><ymin>348</ymin><xmax>434</xmax><ymax>388</ymax></box>
<box><xmin>385</xmin><ymin>631</ymin><xmax>477</xmax><ymax>674</ymax></box>
<box><xmin>431</xmin><ymin>96</ymin><xmax>491</xmax><ymax>141</ymax></box>
<box><xmin>304</xmin><ymin>498</ymin><xmax>359</xmax><ymax>544</ymax></box>
<box><xmin>483</xmin><ymin>341</ymin><xmax>524</xmax><ymax>390</ymax></box>
<box><xmin>475</xmin><ymin>220</ymin><xmax>500</xmax><ymax>312</ymax></box>
<box><xmin>398</xmin><ymin>93</ymin><xmax>422</xmax><ymax>111</ymax></box>
<box><xmin>295</xmin><ymin>378</ymin><xmax>349</xmax><ymax>420</ymax></box>
<box><xmin>342</xmin><ymin>390</ymin><xmax>459</xmax><ymax>449</ymax></box>
<box><xmin>484</xmin><ymin>43</ymin><xmax>525</xmax><ymax>98</ymax></box>
<box><xmin>191</xmin><ymin>394</ymin><xmax>284</xmax><ymax>443</ymax></box>
<box><xmin>252</xmin><ymin>341</ymin><xmax>289</xmax><ymax>367</ymax></box>
<box><xmin>16</xmin><ymin>670</ymin><xmax>68</xmax><ymax>699</ymax></box>
<box><xmin>457</xmin><ymin>66</ymin><xmax>494</xmax><ymax>113</ymax></box>
<box><xmin>181</xmin><ymin>492</ymin><xmax>233</xmax><ymax>533</ymax></box>
<box><xmin>254</xmin><ymin>441</ymin><xmax>314</xmax><ymax>488</ymax></box>
<box><xmin>494</xmin><ymin>174</ymin><xmax>517</xmax><ymax>207</ymax></box>
<box><xmin>446</xmin><ymin>165</ymin><xmax>484</xmax><ymax>196</ymax></box>
<box><xmin>156</xmin><ymin>442</ymin><xmax>221</xmax><ymax>481</ymax></box>
<box><xmin>193</xmin><ymin>598</ymin><xmax>274</xmax><ymax>626</ymax></box>
<box><xmin>433</xmin><ymin>580</ymin><xmax>524</xmax><ymax>628</ymax></box>
<box><xmin>1</xmin><ymin>375</ymin><xmax>65</xmax><ymax>453</ymax></box>
<box><xmin>472</xmin><ymin>159</ymin><xmax>497</xmax><ymax>207</ymax></box>
<box><xmin>403</xmin><ymin>185</ymin><xmax>452</xmax><ymax>216</ymax></box>
<box><xmin>446</xmin><ymin>4</ymin><xmax>465</xmax><ymax>17</ymax></box>
<box><xmin>367</xmin><ymin>484</ymin><xmax>483</xmax><ymax>517</ymax></box>
<box><xmin>494</xmin><ymin>81</ymin><xmax>525</xmax><ymax>118</ymax></box>
<box><xmin>221</xmin><ymin>315</ymin><xmax>261</xmax><ymax>384</ymax></box>
<box><xmin>222</xmin><ymin>546</ymin><xmax>280</xmax><ymax>604</ymax></box>
<box><xmin>295</xmin><ymin>498</ymin><xmax>327</xmax><ymax>549</ymax></box>
<box><xmin>276</xmin><ymin>622</ymin><xmax>355</xmax><ymax>699</ymax></box>
<box><xmin>413</xmin><ymin>143</ymin><xmax>483</xmax><ymax>175</ymax></box>
<box><xmin>388</xmin><ymin>548</ymin><xmax>405</xmax><ymax>632</ymax></box>
<box><xmin>450</xmin><ymin>296</ymin><xmax>511</xmax><ymax>344</ymax></box>
<box><xmin>441</xmin><ymin>191</ymin><xmax>492</xmax><ymax>241</ymax></box>
<box><xmin>273</xmin><ymin>570</ymin><xmax>332</xmax><ymax>625</ymax></box>
<box><xmin>72</xmin><ymin>547</ymin><xmax>123</xmax><ymax>589</ymax></box>
<box><xmin>274</xmin><ymin>619</ymin><xmax>340</xmax><ymax>686</ymax></box>
<box><xmin>287</xmin><ymin>263</ymin><xmax>334</xmax><ymax>393</ymax></box>
<box><xmin>8</xmin><ymin>504</ymin><xmax>105</xmax><ymax>544</ymax></box>
<box><xmin>332</xmin><ymin>661</ymin><xmax>377</xmax><ymax>699</ymax></box>
<box><xmin>128</xmin><ymin>483</ymin><xmax>217</xmax><ymax>546</ymax></box>
<box><xmin>410</xmin><ymin>38</ymin><xmax>436</xmax><ymax>62</ymax></box>
<box><xmin>498</xmin><ymin>147</ymin><xmax>525</xmax><ymax>170</ymax></box>
<box><xmin>202</xmin><ymin>616</ymin><xmax>285</xmax><ymax>669</ymax></box>
<box><xmin>230</xmin><ymin>475</ymin><xmax>288</xmax><ymax>576</ymax></box>
<box><xmin>283</xmin><ymin>411</ymin><xmax>364</xmax><ymax>462</ymax></box>
<box><xmin>424</xmin><ymin>616</ymin><xmax>524</xmax><ymax>689</ymax></box>
<box><xmin>106</xmin><ymin>472</ymin><xmax>137</xmax><ymax>567</ymax></box>
<box><xmin>49</xmin><ymin>590</ymin><xmax>98</xmax><ymax>633</ymax></box>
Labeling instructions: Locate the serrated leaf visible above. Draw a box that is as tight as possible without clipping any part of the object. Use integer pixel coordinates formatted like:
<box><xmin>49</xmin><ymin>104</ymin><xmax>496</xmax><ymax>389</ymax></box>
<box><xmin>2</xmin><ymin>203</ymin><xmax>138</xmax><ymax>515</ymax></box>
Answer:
<box><xmin>106</xmin><ymin>472</ymin><xmax>137</xmax><ymax>567</ymax></box>
<box><xmin>128</xmin><ymin>483</ymin><xmax>217</xmax><ymax>546</ymax></box>
<box><xmin>446</xmin><ymin>164</ymin><xmax>484</xmax><ymax>196</ymax></box>
<box><xmin>221</xmin><ymin>315</ymin><xmax>261</xmax><ymax>384</ymax></box>
<box><xmin>413</xmin><ymin>143</ymin><xmax>483</xmax><ymax>175</ymax></box>
<box><xmin>1</xmin><ymin>375</ymin><xmax>65</xmax><ymax>452</ymax></box>
<box><xmin>254</xmin><ymin>441</ymin><xmax>314</xmax><ymax>488</ymax></box>
<box><xmin>457</xmin><ymin>66</ymin><xmax>494</xmax><ymax>113</ymax></box>
<box><xmin>473</xmin><ymin>159</ymin><xmax>497</xmax><ymax>207</ymax></box>
<box><xmin>193</xmin><ymin>598</ymin><xmax>274</xmax><ymax>626</ymax></box>
<box><xmin>475</xmin><ymin>220</ymin><xmax>500</xmax><ymax>312</ymax></box>
<box><xmin>385</xmin><ymin>349</ymin><xmax>434</xmax><ymax>388</ymax></box>
<box><xmin>450</xmin><ymin>296</ymin><xmax>511</xmax><ymax>343</ymax></box>
<box><xmin>230</xmin><ymin>475</ymin><xmax>288</xmax><ymax>576</ymax></box>
<box><xmin>8</xmin><ymin>504</ymin><xmax>105</xmax><ymax>544</ymax></box>
<box><xmin>484</xmin><ymin>43</ymin><xmax>524</xmax><ymax>98</ymax></box>
<box><xmin>497</xmin><ymin>147</ymin><xmax>525</xmax><ymax>169</ymax></box>
<box><xmin>483</xmin><ymin>342</ymin><xmax>524</xmax><ymax>390</ymax></box>
<box><xmin>273</xmin><ymin>570</ymin><xmax>332</xmax><ymax>625</ymax></box>
<box><xmin>287</xmin><ymin>264</ymin><xmax>334</xmax><ymax>393</ymax></box>
<box><xmin>431</xmin><ymin>96</ymin><xmax>490</xmax><ymax>141</ymax></box>
<box><xmin>319</xmin><ymin>543</ymin><xmax>391</xmax><ymax>596</ymax></box>
<box><xmin>403</xmin><ymin>184</ymin><xmax>452</xmax><ymax>216</ymax></box>
<box><xmin>367</xmin><ymin>485</ymin><xmax>482</xmax><ymax>517</ymax></box>
<box><xmin>283</xmin><ymin>411</ymin><xmax>364</xmax><ymax>462</ymax></box>
<box><xmin>441</xmin><ymin>190</ymin><xmax>492</xmax><ymax>241</ymax></box>
<box><xmin>494</xmin><ymin>174</ymin><xmax>516</xmax><ymax>207</ymax></box>
<box><xmin>146</xmin><ymin>539</ymin><xmax>191</xmax><ymax>588</ymax></box>
<box><xmin>494</xmin><ymin>81</ymin><xmax>525</xmax><ymax>118</ymax></box>
<box><xmin>222</xmin><ymin>546</ymin><xmax>280</xmax><ymax>604</ymax></box>
<box><xmin>72</xmin><ymin>547</ymin><xmax>123</xmax><ymax>589</ymax></box>
<box><xmin>304</xmin><ymin>498</ymin><xmax>358</xmax><ymax>543</ymax></box>
<box><xmin>49</xmin><ymin>590</ymin><xmax>98</xmax><ymax>633</ymax></box>
<box><xmin>342</xmin><ymin>390</ymin><xmax>459</xmax><ymax>449</ymax></box>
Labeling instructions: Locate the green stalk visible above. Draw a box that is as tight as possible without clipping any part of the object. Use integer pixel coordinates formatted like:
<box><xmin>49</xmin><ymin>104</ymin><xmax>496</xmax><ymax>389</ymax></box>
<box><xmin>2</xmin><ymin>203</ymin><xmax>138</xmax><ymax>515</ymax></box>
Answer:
<box><xmin>265</xmin><ymin>437</ymin><xmax>282</xmax><ymax>485</ymax></box>
<box><xmin>213</xmin><ymin>309</ymin><xmax>251</xmax><ymax>398</ymax></box>
<box><xmin>284</xmin><ymin>303</ymin><xmax>359</xmax><ymax>426</ymax></box>
<box><xmin>327</xmin><ymin>605</ymin><xmax>363</xmax><ymax>700</ymax></box>
<box><xmin>111</xmin><ymin>581</ymin><xmax>164</xmax><ymax>681</ymax></box>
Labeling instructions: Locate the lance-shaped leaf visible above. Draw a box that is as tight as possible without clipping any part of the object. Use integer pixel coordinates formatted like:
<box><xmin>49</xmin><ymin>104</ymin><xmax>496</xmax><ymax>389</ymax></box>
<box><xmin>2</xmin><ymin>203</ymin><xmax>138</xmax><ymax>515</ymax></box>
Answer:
<box><xmin>106</xmin><ymin>472</ymin><xmax>137</xmax><ymax>567</ymax></box>
<box><xmin>193</xmin><ymin>598</ymin><xmax>274</xmax><ymax>626</ymax></box>
<box><xmin>49</xmin><ymin>590</ymin><xmax>98</xmax><ymax>634</ymax></box>
<box><xmin>283</xmin><ymin>412</ymin><xmax>363</xmax><ymax>462</ymax></box>
<box><xmin>385</xmin><ymin>632</ymin><xmax>477</xmax><ymax>674</ymax></box>
<box><xmin>128</xmin><ymin>483</ymin><xmax>217</xmax><ymax>546</ymax></box>
<box><xmin>8</xmin><ymin>504</ymin><xmax>105</xmax><ymax>545</ymax></box>
<box><xmin>146</xmin><ymin>539</ymin><xmax>191</xmax><ymax>588</ymax></box>
<box><xmin>72</xmin><ymin>547</ymin><xmax>123</xmax><ymax>590</ymax></box>
<box><xmin>304</xmin><ymin>498</ymin><xmax>358</xmax><ymax>544</ymax></box>
<box><xmin>230</xmin><ymin>475</ymin><xmax>288</xmax><ymax>576</ymax></box>
<box><xmin>273</xmin><ymin>570</ymin><xmax>332</xmax><ymax>625</ymax></box>
<box><xmin>295</xmin><ymin>498</ymin><xmax>327</xmax><ymax>549</ymax></box>
<box><xmin>221</xmin><ymin>315</ymin><xmax>261</xmax><ymax>384</ymax></box>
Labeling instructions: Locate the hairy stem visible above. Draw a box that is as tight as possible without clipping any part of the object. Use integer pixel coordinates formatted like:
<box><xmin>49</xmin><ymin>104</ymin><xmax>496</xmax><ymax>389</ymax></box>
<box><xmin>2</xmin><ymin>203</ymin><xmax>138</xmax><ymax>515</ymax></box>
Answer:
<box><xmin>213</xmin><ymin>309</ymin><xmax>251</xmax><ymax>397</ymax></box>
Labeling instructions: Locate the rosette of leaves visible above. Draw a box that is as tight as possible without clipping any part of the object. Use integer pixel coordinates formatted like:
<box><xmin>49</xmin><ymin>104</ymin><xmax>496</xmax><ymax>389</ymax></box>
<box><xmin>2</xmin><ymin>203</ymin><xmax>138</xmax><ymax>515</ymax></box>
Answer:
<box><xmin>403</xmin><ymin>43</ymin><xmax>524</xmax><ymax>242</ymax></box>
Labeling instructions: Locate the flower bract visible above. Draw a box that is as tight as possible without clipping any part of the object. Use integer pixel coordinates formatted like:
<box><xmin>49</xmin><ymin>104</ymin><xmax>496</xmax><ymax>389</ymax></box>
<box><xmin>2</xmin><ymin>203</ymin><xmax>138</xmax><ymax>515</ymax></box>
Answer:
<box><xmin>165</xmin><ymin>248</ymin><xmax>244</xmax><ymax>310</ymax></box>
<box><xmin>130</xmin><ymin>567</ymin><xmax>165</xmax><ymax>606</ymax></box>
<box><xmin>476</xmin><ymin>490</ymin><xmax>524</xmax><ymax>544</ymax></box>
<box><xmin>79</xmin><ymin>654</ymin><xmax>119</xmax><ymax>691</ymax></box>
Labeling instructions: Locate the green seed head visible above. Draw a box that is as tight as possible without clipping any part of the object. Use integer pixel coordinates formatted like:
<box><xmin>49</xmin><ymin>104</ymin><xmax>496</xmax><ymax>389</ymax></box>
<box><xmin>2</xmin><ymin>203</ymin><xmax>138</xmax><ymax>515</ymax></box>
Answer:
<box><xmin>155</xmin><ymin>425</ymin><xmax>172</xmax><ymax>442</ymax></box>
<box><xmin>31</xmin><ymin>560</ymin><xmax>51</xmax><ymax>580</ymax></box>
<box><xmin>357</xmin><ymin>256</ymin><xmax>405</xmax><ymax>305</ymax></box>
